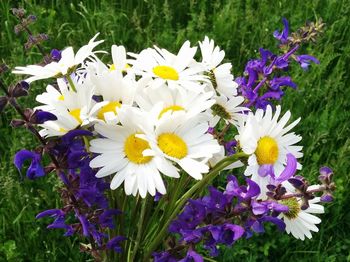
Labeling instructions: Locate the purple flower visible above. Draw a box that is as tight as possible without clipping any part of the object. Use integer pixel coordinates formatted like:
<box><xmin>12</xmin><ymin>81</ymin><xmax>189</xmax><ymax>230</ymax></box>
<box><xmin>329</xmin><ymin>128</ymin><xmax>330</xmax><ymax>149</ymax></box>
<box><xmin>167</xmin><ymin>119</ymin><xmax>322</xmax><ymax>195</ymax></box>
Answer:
<box><xmin>106</xmin><ymin>236</ymin><xmax>127</xmax><ymax>253</ymax></box>
<box><xmin>295</xmin><ymin>54</ymin><xmax>319</xmax><ymax>70</ymax></box>
<box><xmin>202</xmin><ymin>186</ymin><xmax>228</xmax><ymax>211</ymax></box>
<box><xmin>36</xmin><ymin>209</ymin><xmax>74</xmax><ymax>236</ymax></box>
<box><xmin>179</xmin><ymin>249</ymin><xmax>203</xmax><ymax>262</ymax></box>
<box><xmin>224</xmin><ymin>140</ymin><xmax>237</xmax><ymax>156</ymax></box>
<box><xmin>77</xmin><ymin>213</ymin><xmax>90</xmax><ymax>236</ymax></box>
<box><xmin>258</xmin><ymin>164</ymin><xmax>274</xmax><ymax>178</ymax></box>
<box><xmin>319</xmin><ymin>166</ymin><xmax>333</xmax><ymax>183</ymax></box>
<box><xmin>225</xmin><ymin>176</ymin><xmax>260</xmax><ymax>202</ymax></box>
<box><xmin>99</xmin><ymin>209</ymin><xmax>121</xmax><ymax>229</ymax></box>
<box><xmin>274</xmin><ymin>153</ymin><xmax>297</xmax><ymax>184</ymax></box>
<box><xmin>31</xmin><ymin>110</ymin><xmax>57</xmax><ymax>124</ymax></box>
<box><xmin>252</xmin><ymin>201</ymin><xmax>288</xmax><ymax>215</ymax></box>
<box><xmin>220</xmin><ymin>224</ymin><xmax>245</xmax><ymax>245</ymax></box>
<box><xmin>320</xmin><ymin>193</ymin><xmax>334</xmax><ymax>202</ymax></box>
<box><xmin>50</xmin><ymin>49</ymin><xmax>61</xmax><ymax>61</ymax></box>
<box><xmin>153</xmin><ymin>251</ymin><xmax>177</xmax><ymax>262</ymax></box>
<box><xmin>14</xmin><ymin>149</ymin><xmax>45</xmax><ymax>179</ymax></box>
<box><xmin>273</xmin><ymin>18</ymin><xmax>289</xmax><ymax>44</ymax></box>
<box><xmin>270</xmin><ymin>76</ymin><xmax>297</xmax><ymax>90</ymax></box>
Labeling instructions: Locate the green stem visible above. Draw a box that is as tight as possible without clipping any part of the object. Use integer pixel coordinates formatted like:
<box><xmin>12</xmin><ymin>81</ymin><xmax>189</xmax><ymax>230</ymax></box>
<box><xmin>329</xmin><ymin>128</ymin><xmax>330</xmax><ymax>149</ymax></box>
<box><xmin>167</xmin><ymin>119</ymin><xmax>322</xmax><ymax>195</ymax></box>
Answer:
<box><xmin>66</xmin><ymin>74</ymin><xmax>77</xmax><ymax>92</ymax></box>
<box><xmin>143</xmin><ymin>152</ymin><xmax>248</xmax><ymax>259</ymax></box>
<box><xmin>131</xmin><ymin>196</ymin><xmax>148</xmax><ymax>261</ymax></box>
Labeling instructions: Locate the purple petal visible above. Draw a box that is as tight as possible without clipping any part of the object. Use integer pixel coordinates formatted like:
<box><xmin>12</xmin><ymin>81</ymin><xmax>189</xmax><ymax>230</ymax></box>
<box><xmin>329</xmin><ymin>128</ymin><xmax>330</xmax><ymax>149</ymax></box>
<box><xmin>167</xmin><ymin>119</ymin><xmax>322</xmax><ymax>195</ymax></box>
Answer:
<box><xmin>275</xmin><ymin>153</ymin><xmax>297</xmax><ymax>184</ymax></box>
<box><xmin>33</xmin><ymin>110</ymin><xmax>57</xmax><ymax>124</ymax></box>
<box><xmin>77</xmin><ymin>214</ymin><xmax>90</xmax><ymax>236</ymax></box>
<box><xmin>36</xmin><ymin>209</ymin><xmax>64</xmax><ymax>219</ymax></box>
<box><xmin>246</xmin><ymin>178</ymin><xmax>261</xmax><ymax>199</ymax></box>
<box><xmin>258</xmin><ymin>164</ymin><xmax>274</xmax><ymax>178</ymax></box>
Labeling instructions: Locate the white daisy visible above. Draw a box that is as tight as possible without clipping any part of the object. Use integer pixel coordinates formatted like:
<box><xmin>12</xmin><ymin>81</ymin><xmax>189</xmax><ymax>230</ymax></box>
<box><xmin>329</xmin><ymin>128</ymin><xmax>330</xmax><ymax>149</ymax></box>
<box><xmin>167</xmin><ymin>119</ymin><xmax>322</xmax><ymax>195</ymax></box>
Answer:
<box><xmin>141</xmin><ymin>111</ymin><xmax>221</xmax><ymax>180</ymax></box>
<box><xmin>199</xmin><ymin>36</ymin><xmax>238</xmax><ymax>97</ymax></box>
<box><xmin>13</xmin><ymin>33</ymin><xmax>103</xmax><ymax>83</ymax></box>
<box><xmin>87</xmin><ymin>65</ymin><xmax>140</xmax><ymax>124</ymax></box>
<box><xmin>208</xmin><ymin>94</ymin><xmax>247</xmax><ymax>127</ymax></box>
<box><xmin>279</xmin><ymin>196</ymin><xmax>324</xmax><ymax>240</ymax></box>
<box><xmin>89</xmin><ymin>107</ymin><xmax>178</xmax><ymax>198</ymax></box>
<box><xmin>235</xmin><ymin>105</ymin><xmax>303</xmax><ymax>198</ymax></box>
<box><xmin>135</xmin><ymin>85</ymin><xmax>215</xmax><ymax>120</ymax></box>
<box><xmin>129</xmin><ymin>41</ymin><xmax>207</xmax><ymax>93</ymax></box>
<box><xmin>36</xmin><ymin>78</ymin><xmax>95</xmax><ymax>136</ymax></box>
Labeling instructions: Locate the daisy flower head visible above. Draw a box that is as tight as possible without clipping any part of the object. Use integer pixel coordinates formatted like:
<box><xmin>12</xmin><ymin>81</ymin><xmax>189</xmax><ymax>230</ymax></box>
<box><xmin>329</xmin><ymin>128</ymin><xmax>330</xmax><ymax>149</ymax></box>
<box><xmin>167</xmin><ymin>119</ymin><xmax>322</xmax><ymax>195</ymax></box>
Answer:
<box><xmin>13</xmin><ymin>33</ymin><xmax>103</xmax><ymax>83</ymax></box>
<box><xmin>279</xmin><ymin>195</ymin><xmax>324</xmax><ymax>240</ymax></box>
<box><xmin>89</xmin><ymin>107</ymin><xmax>178</xmax><ymax>198</ymax></box>
<box><xmin>87</xmin><ymin>64</ymin><xmax>140</xmax><ymax>125</ymax></box>
<box><xmin>35</xmin><ymin>78</ymin><xmax>95</xmax><ymax>136</ymax></box>
<box><xmin>135</xmin><ymin>86</ymin><xmax>215</xmax><ymax>121</ymax></box>
<box><xmin>208</xmin><ymin>94</ymin><xmax>248</xmax><ymax>128</ymax></box>
<box><xmin>142</xmin><ymin>111</ymin><xmax>221</xmax><ymax>180</ymax></box>
<box><xmin>129</xmin><ymin>41</ymin><xmax>207</xmax><ymax>93</ymax></box>
<box><xmin>199</xmin><ymin>36</ymin><xmax>238</xmax><ymax>97</ymax></box>
<box><xmin>235</xmin><ymin>105</ymin><xmax>303</xmax><ymax>198</ymax></box>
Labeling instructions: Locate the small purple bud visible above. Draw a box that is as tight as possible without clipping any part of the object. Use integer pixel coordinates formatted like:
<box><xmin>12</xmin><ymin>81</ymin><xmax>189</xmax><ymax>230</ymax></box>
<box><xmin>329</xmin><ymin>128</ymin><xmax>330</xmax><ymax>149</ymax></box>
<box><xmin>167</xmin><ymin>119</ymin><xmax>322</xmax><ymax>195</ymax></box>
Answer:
<box><xmin>50</xmin><ymin>49</ymin><xmax>62</xmax><ymax>62</ymax></box>
<box><xmin>320</xmin><ymin>193</ymin><xmax>334</xmax><ymax>202</ymax></box>
<box><xmin>288</xmin><ymin>177</ymin><xmax>304</xmax><ymax>188</ymax></box>
<box><xmin>266</xmin><ymin>184</ymin><xmax>276</xmax><ymax>191</ymax></box>
<box><xmin>319</xmin><ymin>166</ymin><xmax>333</xmax><ymax>184</ymax></box>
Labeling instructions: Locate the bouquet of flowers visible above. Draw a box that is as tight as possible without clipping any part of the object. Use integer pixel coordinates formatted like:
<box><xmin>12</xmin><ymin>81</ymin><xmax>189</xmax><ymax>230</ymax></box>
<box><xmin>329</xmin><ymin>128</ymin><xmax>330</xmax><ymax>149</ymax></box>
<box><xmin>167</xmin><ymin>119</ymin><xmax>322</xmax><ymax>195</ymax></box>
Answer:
<box><xmin>0</xmin><ymin>8</ymin><xmax>335</xmax><ymax>261</ymax></box>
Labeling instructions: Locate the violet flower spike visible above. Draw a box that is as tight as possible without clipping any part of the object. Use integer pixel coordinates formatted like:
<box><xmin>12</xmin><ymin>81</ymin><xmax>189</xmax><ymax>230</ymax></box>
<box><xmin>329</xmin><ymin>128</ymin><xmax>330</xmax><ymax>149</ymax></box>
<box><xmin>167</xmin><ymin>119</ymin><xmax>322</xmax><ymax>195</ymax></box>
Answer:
<box><xmin>14</xmin><ymin>149</ymin><xmax>45</xmax><ymax>179</ymax></box>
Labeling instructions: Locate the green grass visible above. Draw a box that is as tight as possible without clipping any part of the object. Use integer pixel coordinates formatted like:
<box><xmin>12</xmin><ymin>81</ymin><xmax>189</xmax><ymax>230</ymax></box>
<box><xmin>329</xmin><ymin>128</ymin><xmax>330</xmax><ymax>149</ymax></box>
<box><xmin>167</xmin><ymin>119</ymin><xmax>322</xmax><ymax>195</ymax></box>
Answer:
<box><xmin>0</xmin><ymin>0</ymin><xmax>349</xmax><ymax>261</ymax></box>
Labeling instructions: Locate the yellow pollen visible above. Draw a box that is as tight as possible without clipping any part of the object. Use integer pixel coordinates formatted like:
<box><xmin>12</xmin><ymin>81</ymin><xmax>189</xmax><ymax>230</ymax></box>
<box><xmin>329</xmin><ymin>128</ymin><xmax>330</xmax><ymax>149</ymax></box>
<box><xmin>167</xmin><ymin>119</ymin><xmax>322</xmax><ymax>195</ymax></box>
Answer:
<box><xmin>58</xmin><ymin>95</ymin><xmax>64</xmax><ymax>101</ymax></box>
<box><xmin>124</xmin><ymin>134</ymin><xmax>153</xmax><ymax>164</ymax></box>
<box><xmin>153</xmin><ymin>65</ymin><xmax>179</xmax><ymax>80</ymax></box>
<box><xmin>97</xmin><ymin>101</ymin><xmax>122</xmax><ymax>121</ymax></box>
<box><xmin>280</xmin><ymin>198</ymin><xmax>301</xmax><ymax>219</ymax></box>
<box><xmin>158</xmin><ymin>133</ymin><xmax>188</xmax><ymax>159</ymax></box>
<box><xmin>69</xmin><ymin>108</ymin><xmax>82</xmax><ymax>124</ymax></box>
<box><xmin>158</xmin><ymin>105</ymin><xmax>185</xmax><ymax>119</ymax></box>
<box><xmin>109</xmin><ymin>63</ymin><xmax>131</xmax><ymax>72</ymax></box>
<box><xmin>255</xmin><ymin>136</ymin><xmax>279</xmax><ymax>165</ymax></box>
<box><xmin>59</xmin><ymin>127</ymin><xmax>66</xmax><ymax>133</ymax></box>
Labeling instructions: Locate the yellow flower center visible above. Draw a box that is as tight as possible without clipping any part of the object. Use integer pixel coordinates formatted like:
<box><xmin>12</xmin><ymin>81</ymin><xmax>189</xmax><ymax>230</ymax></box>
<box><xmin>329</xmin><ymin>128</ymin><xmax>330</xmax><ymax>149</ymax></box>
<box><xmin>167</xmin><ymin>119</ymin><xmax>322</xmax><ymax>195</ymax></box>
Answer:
<box><xmin>59</xmin><ymin>127</ymin><xmax>66</xmax><ymax>133</ymax></box>
<box><xmin>124</xmin><ymin>134</ymin><xmax>153</xmax><ymax>164</ymax></box>
<box><xmin>255</xmin><ymin>136</ymin><xmax>279</xmax><ymax>165</ymax></box>
<box><xmin>109</xmin><ymin>63</ymin><xmax>131</xmax><ymax>72</ymax></box>
<box><xmin>158</xmin><ymin>133</ymin><xmax>188</xmax><ymax>159</ymax></box>
<box><xmin>153</xmin><ymin>65</ymin><xmax>179</xmax><ymax>80</ymax></box>
<box><xmin>58</xmin><ymin>95</ymin><xmax>64</xmax><ymax>101</ymax></box>
<box><xmin>69</xmin><ymin>108</ymin><xmax>82</xmax><ymax>124</ymax></box>
<box><xmin>158</xmin><ymin>105</ymin><xmax>185</xmax><ymax>119</ymax></box>
<box><xmin>97</xmin><ymin>101</ymin><xmax>122</xmax><ymax>121</ymax></box>
<box><xmin>280</xmin><ymin>198</ymin><xmax>301</xmax><ymax>219</ymax></box>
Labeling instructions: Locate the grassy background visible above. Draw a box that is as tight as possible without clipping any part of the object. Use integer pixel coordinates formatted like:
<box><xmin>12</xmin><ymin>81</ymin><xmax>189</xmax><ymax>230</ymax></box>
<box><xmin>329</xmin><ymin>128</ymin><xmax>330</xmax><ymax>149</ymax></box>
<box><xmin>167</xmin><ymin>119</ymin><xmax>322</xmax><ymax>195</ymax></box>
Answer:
<box><xmin>0</xmin><ymin>0</ymin><xmax>349</xmax><ymax>261</ymax></box>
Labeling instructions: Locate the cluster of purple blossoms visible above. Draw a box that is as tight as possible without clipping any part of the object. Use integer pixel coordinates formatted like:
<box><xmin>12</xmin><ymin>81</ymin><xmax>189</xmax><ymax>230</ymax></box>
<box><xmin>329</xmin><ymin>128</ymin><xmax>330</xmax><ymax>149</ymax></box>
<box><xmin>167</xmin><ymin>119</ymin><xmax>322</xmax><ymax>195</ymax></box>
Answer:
<box><xmin>14</xmin><ymin>129</ymin><xmax>126</xmax><ymax>258</ymax></box>
<box><xmin>236</xmin><ymin>18</ymin><xmax>324</xmax><ymax>110</ymax></box>
<box><xmin>155</xmin><ymin>162</ymin><xmax>334</xmax><ymax>261</ymax></box>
